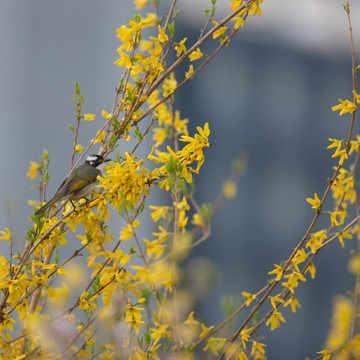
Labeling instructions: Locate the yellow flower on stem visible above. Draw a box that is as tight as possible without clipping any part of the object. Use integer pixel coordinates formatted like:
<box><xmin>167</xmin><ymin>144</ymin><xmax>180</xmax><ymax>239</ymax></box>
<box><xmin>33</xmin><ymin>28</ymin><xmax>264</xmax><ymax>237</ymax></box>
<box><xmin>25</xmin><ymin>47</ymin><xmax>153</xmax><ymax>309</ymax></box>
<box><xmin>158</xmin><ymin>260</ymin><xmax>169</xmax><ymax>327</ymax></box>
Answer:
<box><xmin>332</xmin><ymin>99</ymin><xmax>357</xmax><ymax>115</ymax></box>
<box><xmin>266</xmin><ymin>310</ymin><xmax>285</xmax><ymax>330</ymax></box>
<box><xmin>175</xmin><ymin>37</ymin><xmax>187</xmax><ymax>57</ymax></box>
<box><xmin>242</xmin><ymin>291</ymin><xmax>256</xmax><ymax>306</ymax></box>
<box><xmin>83</xmin><ymin>113</ymin><xmax>95</xmax><ymax>121</ymax></box>
<box><xmin>268</xmin><ymin>264</ymin><xmax>283</xmax><ymax>281</ymax></box>
<box><xmin>317</xmin><ymin>349</ymin><xmax>331</xmax><ymax>360</ymax></box>
<box><xmin>75</xmin><ymin>144</ymin><xmax>83</xmax><ymax>153</ymax></box>
<box><xmin>212</xmin><ymin>21</ymin><xmax>229</xmax><ymax>39</ymax></box>
<box><xmin>26</xmin><ymin>161</ymin><xmax>40</xmax><ymax>180</ymax></box>
<box><xmin>306</xmin><ymin>193</ymin><xmax>321</xmax><ymax>209</ymax></box>
<box><xmin>199</xmin><ymin>323</ymin><xmax>214</xmax><ymax>338</ymax></box>
<box><xmin>0</xmin><ymin>227</ymin><xmax>12</xmax><ymax>241</ymax></box>
<box><xmin>184</xmin><ymin>311</ymin><xmax>200</xmax><ymax>328</ymax></box>
<box><xmin>185</xmin><ymin>64</ymin><xmax>194</xmax><ymax>79</ymax></box>
<box><xmin>284</xmin><ymin>296</ymin><xmax>301</xmax><ymax>313</ymax></box>
<box><xmin>203</xmin><ymin>338</ymin><xmax>226</xmax><ymax>355</ymax></box>
<box><xmin>189</xmin><ymin>48</ymin><xmax>204</xmax><ymax>61</ymax></box>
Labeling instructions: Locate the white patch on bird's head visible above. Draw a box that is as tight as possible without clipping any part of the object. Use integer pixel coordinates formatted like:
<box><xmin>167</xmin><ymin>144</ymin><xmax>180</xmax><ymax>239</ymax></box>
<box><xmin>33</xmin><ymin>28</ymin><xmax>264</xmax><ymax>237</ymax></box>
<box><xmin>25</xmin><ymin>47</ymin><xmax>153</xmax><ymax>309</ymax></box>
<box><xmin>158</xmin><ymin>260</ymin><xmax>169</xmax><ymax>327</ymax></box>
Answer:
<box><xmin>85</xmin><ymin>154</ymin><xmax>104</xmax><ymax>167</ymax></box>
<box><xmin>86</xmin><ymin>155</ymin><xmax>99</xmax><ymax>162</ymax></box>
<box><xmin>85</xmin><ymin>154</ymin><xmax>111</xmax><ymax>169</ymax></box>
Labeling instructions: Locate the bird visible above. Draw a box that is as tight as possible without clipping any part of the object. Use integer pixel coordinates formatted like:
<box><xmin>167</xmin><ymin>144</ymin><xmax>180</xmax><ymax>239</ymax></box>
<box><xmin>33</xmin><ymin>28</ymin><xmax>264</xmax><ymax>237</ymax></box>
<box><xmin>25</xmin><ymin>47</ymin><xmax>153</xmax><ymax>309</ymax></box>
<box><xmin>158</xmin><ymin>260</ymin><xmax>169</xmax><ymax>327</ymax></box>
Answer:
<box><xmin>35</xmin><ymin>154</ymin><xmax>111</xmax><ymax>216</ymax></box>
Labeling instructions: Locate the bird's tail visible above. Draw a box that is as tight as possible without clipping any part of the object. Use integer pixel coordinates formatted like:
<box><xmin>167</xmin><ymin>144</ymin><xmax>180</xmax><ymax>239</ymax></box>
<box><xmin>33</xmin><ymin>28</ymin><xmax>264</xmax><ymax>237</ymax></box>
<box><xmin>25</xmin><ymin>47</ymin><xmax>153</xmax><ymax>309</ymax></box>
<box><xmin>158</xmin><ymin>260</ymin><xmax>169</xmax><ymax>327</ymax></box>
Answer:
<box><xmin>35</xmin><ymin>195</ymin><xmax>61</xmax><ymax>216</ymax></box>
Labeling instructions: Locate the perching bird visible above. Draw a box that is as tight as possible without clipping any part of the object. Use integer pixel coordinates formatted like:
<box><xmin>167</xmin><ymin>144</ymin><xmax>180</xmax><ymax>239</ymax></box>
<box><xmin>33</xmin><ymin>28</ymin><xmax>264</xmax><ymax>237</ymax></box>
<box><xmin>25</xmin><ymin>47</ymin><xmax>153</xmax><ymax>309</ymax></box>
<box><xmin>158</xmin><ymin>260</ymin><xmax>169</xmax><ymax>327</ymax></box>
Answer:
<box><xmin>35</xmin><ymin>154</ymin><xmax>110</xmax><ymax>215</ymax></box>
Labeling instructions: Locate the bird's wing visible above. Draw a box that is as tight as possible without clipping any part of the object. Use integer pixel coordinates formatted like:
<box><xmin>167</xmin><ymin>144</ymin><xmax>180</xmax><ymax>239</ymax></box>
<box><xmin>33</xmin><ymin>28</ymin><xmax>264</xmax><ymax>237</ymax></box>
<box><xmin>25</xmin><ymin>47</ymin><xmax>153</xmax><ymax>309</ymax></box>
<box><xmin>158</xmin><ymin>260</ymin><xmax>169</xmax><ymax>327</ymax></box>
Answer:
<box><xmin>64</xmin><ymin>171</ymin><xmax>99</xmax><ymax>193</ymax></box>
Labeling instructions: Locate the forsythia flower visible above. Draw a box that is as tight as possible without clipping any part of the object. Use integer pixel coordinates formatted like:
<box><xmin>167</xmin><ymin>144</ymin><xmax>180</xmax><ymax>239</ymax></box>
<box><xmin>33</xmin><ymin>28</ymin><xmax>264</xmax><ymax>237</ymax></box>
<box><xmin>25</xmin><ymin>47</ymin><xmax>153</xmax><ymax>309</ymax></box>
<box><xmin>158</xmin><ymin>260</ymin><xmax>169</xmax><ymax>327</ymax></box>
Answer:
<box><xmin>175</xmin><ymin>37</ymin><xmax>187</xmax><ymax>57</ymax></box>
<box><xmin>184</xmin><ymin>311</ymin><xmax>200</xmax><ymax>328</ymax></box>
<box><xmin>332</xmin><ymin>99</ymin><xmax>357</xmax><ymax>115</ymax></box>
<box><xmin>134</xmin><ymin>0</ymin><xmax>147</xmax><ymax>9</ymax></box>
<box><xmin>199</xmin><ymin>323</ymin><xmax>214</xmax><ymax>338</ymax></box>
<box><xmin>92</xmin><ymin>129</ymin><xmax>105</xmax><ymax>144</ymax></box>
<box><xmin>185</xmin><ymin>64</ymin><xmax>194</xmax><ymax>78</ymax></box>
<box><xmin>75</xmin><ymin>144</ymin><xmax>83</xmax><ymax>153</ymax></box>
<box><xmin>223</xmin><ymin>180</ymin><xmax>237</xmax><ymax>199</ymax></box>
<box><xmin>83</xmin><ymin>113</ymin><xmax>95</xmax><ymax>121</ymax></box>
<box><xmin>268</xmin><ymin>264</ymin><xmax>283</xmax><ymax>281</ymax></box>
<box><xmin>203</xmin><ymin>338</ymin><xmax>226</xmax><ymax>355</ymax></box>
<box><xmin>242</xmin><ymin>292</ymin><xmax>256</xmax><ymax>306</ymax></box>
<box><xmin>189</xmin><ymin>48</ymin><xmax>204</xmax><ymax>61</ymax></box>
<box><xmin>212</xmin><ymin>21</ymin><xmax>229</xmax><ymax>39</ymax></box>
<box><xmin>306</xmin><ymin>193</ymin><xmax>321</xmax><ymax>209</ymax></box>
<box><xmin>266</xmin><ymin>310</ymin><xmax>286</xmax><ymax>330</ymax></box>
<box><xmin>149</xmin><ymin>205</ymin><xmax>169</xmax><ymax>222</ymax></box>
<box><xmin>232</xmin><ymin>16</ymin><xmax>244</xmax><ymax>29</ymax></box>
<box><xmin>324</xmin><ymin>295</ymin><xmax>352</xmax><ymax>350</ymax></box>
<box><xmin>26</xmin><ymin>161</ymin><xmax>40</xmax><ymax>180</ymax></box>
<box><xmin>284</xmin><ymin>296</ymin><xmax>301</xmax><ymax>313</ymax></box>
<box><xmin>317</xmin><ymin>349</ymin><xmax>331</xmax><ymax>360</ymax></box>
<box><xmin>149</xmin><ymin>25</ymin><xmax>168</xmax><ymax>43</ymax></box>
<box><xmin>0</xmin><ymin>227</ymin><xmax>11</xmax><ymax>240</ymax></box>
<box><xmin>162</xmin><ymin>73</ymin><xmax>177</xmax><ymax>97</ymax></box>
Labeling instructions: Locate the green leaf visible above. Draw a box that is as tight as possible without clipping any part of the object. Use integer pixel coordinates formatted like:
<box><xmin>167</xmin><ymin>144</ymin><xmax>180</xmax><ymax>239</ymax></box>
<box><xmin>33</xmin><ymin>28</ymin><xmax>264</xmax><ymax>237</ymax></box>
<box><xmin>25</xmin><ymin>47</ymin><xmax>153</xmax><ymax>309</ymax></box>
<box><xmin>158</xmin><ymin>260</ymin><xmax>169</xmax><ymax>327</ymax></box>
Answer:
<box><xmin>74</xmin><ymin>81</ymin><xmax>81</xmax><ymax>96</ymax></box>
<box><xmin>168</xmin><ymin>20</ymin><xmax>175</xmax><ymax>37</ymax></box>
<box><xmin>134</xmin><ymin>126</ymin><xmax>143</xmax><ymax>142</ymax></box>
<box><xmin>67</xmin><ymin>124</ymin><xmax>75</xmax><ymax>134</ymax></box>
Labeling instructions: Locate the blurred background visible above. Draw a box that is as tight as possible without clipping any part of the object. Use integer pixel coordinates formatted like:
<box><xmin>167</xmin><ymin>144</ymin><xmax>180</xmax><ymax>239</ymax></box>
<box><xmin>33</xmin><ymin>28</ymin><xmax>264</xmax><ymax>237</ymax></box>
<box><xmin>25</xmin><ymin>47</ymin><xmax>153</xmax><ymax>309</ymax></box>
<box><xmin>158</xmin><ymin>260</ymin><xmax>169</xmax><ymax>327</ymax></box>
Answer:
<box><xmin>1</xmin><ymin>0</ymin><xmax>360</xmax><ymax>358</ymax></box>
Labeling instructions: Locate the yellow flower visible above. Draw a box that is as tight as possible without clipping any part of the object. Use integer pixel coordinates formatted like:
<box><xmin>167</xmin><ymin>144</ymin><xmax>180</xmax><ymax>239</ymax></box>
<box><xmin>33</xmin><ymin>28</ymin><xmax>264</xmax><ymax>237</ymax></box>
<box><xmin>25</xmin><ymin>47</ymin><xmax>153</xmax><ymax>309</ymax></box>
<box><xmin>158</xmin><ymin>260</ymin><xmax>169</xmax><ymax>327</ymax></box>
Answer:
<box><xmin>0</xmin><ymin>227</ymin><xmax>11</xmax><ymax>241</ymax></box>
<box><xmin>324</xmin><ymin>296</ymin><xmax>353</xmax><ymax>350</ymax></box>
<box><xmin>149</xmin><ymin>205</ymin><xmax>169</xmax><ymax>222</ymax></box>
<box><xmin>143</xmin><ymin>238</ymin><xmax>165</xmax><ymax>259</ymax></box>
<box><xmin>185</xmin><ymin>64</ymin><xmax>194</xmax><ymax>79</ymax></box>
<box><xmin>199</xmin><ymin>323</ymin><xmax>214</xmax><ymax>338</ymax></box>
<box><xmin>191</xmin><ymin>213</ymin><xmax>204</xmax><ymax>227</ymax></box>
<box><xmin>152</xmin><ymin>226</ymin><xmax>169</xmax><ymax>243</ymax></box>
<box><xmin>338</xmin><ymin>229</ymin><xmax>352</xmax><ymax>248</ymax></box>
<box><xmin>317</xmin><ymin>350</ymin><xmax>331</xmax><ymax>360</ymax></box>
<box><xmin>149</xmin><ymin>25</ymin><xmax>168</xmax><ymax>43</ymax></box>
<box><xmin>266</xmin><ymin>310</ymin><xmax>285</xmax><ymax>330</ymax></box>
<box><xmin>268</xmin><ymin>264</ymin><xmax>283</xmax><ymax>281</ymax></box>
<box><xmin>348</xmin><ymin>254</ymin><xmax>360</xmax><ymax>274</ymax></box>
<box><xmin>281</xmin><ymin>271</ymin><xmax>306</xmax><ymax>293</ymax></box>
<box><xmin>75</xmin><ymin>144</ymin><xmax>83</xmax><ymax>153</ymax></box>
<box><xmin>291</xmin><ymin>249</ymin><xmax>308</xmax><ymax>271</ymax></box>
<box><xmin>189</xmin><ymin>48</ymin><xmax>204</xmax><ymax>61</ymax></box>
<box><xmin>306</xmin><ymin>231</ymin><xmax>326</xmax><ymax>254</ymax></box>
<box><xmin>232</xmin><ymin>16</ymin><xmax>244</xmax><ymax>29</ymax></box>
<box><xmin>120</xmin><ymin>223</ymin><xmax>134</xmax><ymax>240</ymax></box>
<box><xmin>83</xmin><ymin>113</ymin><xmax>95</xmax><ymax>121</ymax></box>
<box><xmin>306</xmin><ymin>193</ymin><xmax>321</xmax><ymax>209</ymax></box>
<box><xmin>242</xmin><ymin>291</ymin><xmax>256</xmax><ymax>306</ymax></box>
<box><xmin>153</xmin><ymin>127</ymin><xmax>168</xmax><ymax>147</ymax></box>
<box><xmin>134</xmin><ymin>0</ymin><xmax>147</xmax><ymax>9</ymax></box>
<box><xmin>92</xmin><ymin>129</ymin><xmax>105</xmax><ymax>144</ymax></box>
<box><xmin>125</xmin><ymin>305</ymin><xmax>145</xmax><ymax>335</ymax></box>
<box><xmin>223</xmin><ymin>180</ymin><xmax>237</xmax><ymax>199</ymax></box>
<box><xmin>305</xmin><ymin>262</ymin><xmax>316</xmax><ymax>279</ymax></box>
<box><xmin>175</xmin><ymin>37</ymin><xmax>187</xmax><ymax>57</ymax></box>
<box><xmin>162</xmin><ymin>73</ymin><xmax>177</xmax><ymax>97</ymax></box>
<box><xmin>101</xmin><ymin>110</ymin><xmax>112</xmax><ymax>119</ymax></box>
<box><xmin>150</xmin><ymin>322</ymin><xmax>169</xmax><ymax>345</ymax></box>
<box><xmin>114</xmin><ymin>51</ymin><xmax>132</xmax><ymax>68</ymax></box>
<box><xmin>212</xmin><ymin>22</ymin><xmax>229</xmax><ymax>39</ymax></box>
<box><xmin>284</xmin><ymin>296</ymin><xmax>301</xmax><ymax>313</ymax></box>
<box><xmin>184</xmin><ymin>311</ymin><xmax>200</xmax><ymax>329</ymax></box>
<box><xmin>203</xmin><ymin>338</ymin><xmax>226</xmax><ymax>355</ymax></box>
<box><xmin>332</xmin><ymin>98</ymin><xmax>357</xmax><ymax>115</ymax></box>
<box><xmin>26</xmin><ymin>161</ymin><xmax>40</xmax><ymax>180</ymax></box>
<box><xmin>251</xmin><ymin>341</ymin><xmax>266</xmax><ymax>357</ymax></box>
<box><xmin>353</xmin><ymin>90</ymin><xmax>360</xmax><ymax>103</ymax></box>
